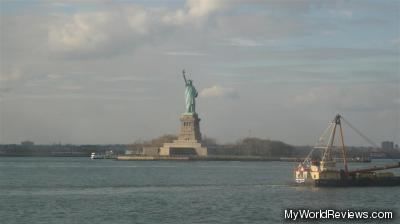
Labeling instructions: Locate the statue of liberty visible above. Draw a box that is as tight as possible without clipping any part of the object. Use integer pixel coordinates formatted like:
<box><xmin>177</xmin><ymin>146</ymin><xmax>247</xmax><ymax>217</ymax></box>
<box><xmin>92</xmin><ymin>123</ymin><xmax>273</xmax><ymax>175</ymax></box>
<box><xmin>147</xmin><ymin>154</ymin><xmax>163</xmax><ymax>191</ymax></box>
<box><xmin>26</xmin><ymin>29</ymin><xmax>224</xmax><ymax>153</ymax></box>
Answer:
<box><xmin>182</xmin><ymin>70</ymin><xmax>198</xmax><ymax>114</ymax></box>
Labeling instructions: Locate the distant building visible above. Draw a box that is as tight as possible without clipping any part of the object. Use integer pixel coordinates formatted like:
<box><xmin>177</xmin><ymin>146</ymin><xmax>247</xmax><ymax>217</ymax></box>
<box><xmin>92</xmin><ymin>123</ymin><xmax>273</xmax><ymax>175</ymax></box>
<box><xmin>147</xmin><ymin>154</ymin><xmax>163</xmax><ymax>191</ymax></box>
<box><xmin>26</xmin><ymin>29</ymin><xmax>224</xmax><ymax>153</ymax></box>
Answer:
<box><xmin>142</xmin><ymin>147</ymin><xmax>160</xmax><ymax>156</ymax></box>
<box><xmin>21</xmin><ymin>140</ymin><xmax>34</xmax><ymax>146</ymax></box>
<box><xmin>125</xmin><ymin>147</ymin><xmax>160</xmax><ymax>156</ymax></box>
<box><xmin>381</xmin><ymin>141</ymin><xmax>394</xmax><ymax>150</ymax></box>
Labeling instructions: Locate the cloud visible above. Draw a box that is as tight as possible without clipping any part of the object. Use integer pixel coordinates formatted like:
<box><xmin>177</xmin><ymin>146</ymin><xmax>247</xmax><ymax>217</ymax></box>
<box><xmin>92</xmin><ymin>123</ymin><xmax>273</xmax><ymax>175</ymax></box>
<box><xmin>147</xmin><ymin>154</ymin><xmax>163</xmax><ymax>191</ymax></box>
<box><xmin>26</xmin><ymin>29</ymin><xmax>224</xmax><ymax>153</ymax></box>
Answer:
<box><xmin>390</xmin><ymin>38</ymin><xmax>400</xmax><ymax>47</ymax></box>
<box><xmin>47</xmin><ymin>1</ymin><xmax>226</xmax><ymax>56</ymax></box>
<box><xmin>330</xmin><ymin>9</ymin><xmax>353</xmax><ymax>18</ymax></box>
<box><xmin>48</xmin><ymin>12</ymin><xmax>110</xmax><ymax>52</ymax></box>
<box><xmin>162</xmin><ymin>0</ymin><xmax>224</xmax><ymax>25</ymax></box>
<box><xmin>57</xmin><ymin>85</ymin><xmax>84</xmax><ymax>91</ymax></box>
<box><xmin>187</xmin><ymin>0</ymin><xmax>222</xmax><ymax>17</ymax></box>
<box><xmin>43</xmin><ymin>0</ymin><xmax>356</xmax><ymax>57</ymax></box>
<box><xmin>225</xmin><ymin>38</ymin><xmax>263</xmax><ymax>47</ymax></box>
<box><xmin>200</xmin><ymin>85</ymin><xmax>238</xmax><ymax>99</ymax></box>
<box><xmin>47</xmin><ymin>6</ymin><xmax>163</xmax><ymax>55</ymax></box>
<box><xmin>339</xmin><ymin>10</ymin><xmax>353</xmax><ymax>18</ymax></box>
<box><xmin>0</xmin><ymin>68</ymin><xmax>24</xmax><ymax>97</ymax></box>
<box><xmin>1</xmin><ymin>0</ymin><xmax>399</xmax><ymax>144</ymax></box>
<box><xmin>321</xmin><ymin>30</ymin><xmax>337</xmax><ymax>36</ymax></box>
<box><xmin>0</xmin><ymin>68</ymin><xmax>22</xmax><ymax>82</ymax></box>
<box><xmin>125</xmin><ymin>7</ymin><xmax>152</xmax><ymax>35</ymax></box>
<box><xmin>8</xmin><ymin>93</ymin><xmax>156</xmax><ymax>101</ymax></box>
<box><xmin>289</xmin><ymin>84</ymin><xmax>399</xmax><ymax>111</ymax></box>
<box><xmin>96</xmin><ymin>76</ymin><xmax>161</xmax><ymax>82</ymax></box>
<box><xmin>47</xmin><ymin>74</ymin><xmax>62</xmax><ymax>80</ymax></box>
<box><xmin>164</xmin><ymin>51</ymin><xmax>206</xmax><ymax>56</ymax></box>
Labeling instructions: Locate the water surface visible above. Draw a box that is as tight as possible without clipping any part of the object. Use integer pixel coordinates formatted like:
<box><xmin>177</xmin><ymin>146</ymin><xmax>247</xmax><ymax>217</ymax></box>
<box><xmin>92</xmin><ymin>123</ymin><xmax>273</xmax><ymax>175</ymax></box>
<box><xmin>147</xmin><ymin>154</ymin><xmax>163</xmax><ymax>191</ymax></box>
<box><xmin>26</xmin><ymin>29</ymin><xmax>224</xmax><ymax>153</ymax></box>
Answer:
<box><xmin>0</xmin><ymin>157</ymin><xmax>399</xmax><ymax>223</ymax></box>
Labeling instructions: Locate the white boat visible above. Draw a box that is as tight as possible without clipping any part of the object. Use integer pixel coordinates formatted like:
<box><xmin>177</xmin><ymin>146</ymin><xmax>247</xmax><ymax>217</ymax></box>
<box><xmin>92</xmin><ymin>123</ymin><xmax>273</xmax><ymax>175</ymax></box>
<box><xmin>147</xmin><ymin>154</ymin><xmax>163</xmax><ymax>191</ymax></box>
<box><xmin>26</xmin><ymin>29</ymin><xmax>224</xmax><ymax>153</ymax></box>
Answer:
<box><xmin>90</xmin><ymin>151</ymin><xmax>116</xmax><ymax>159</ymax></box>
<box><xmin>90</xmin><ymin>152</ymin><xmax>106</xmax><ymax>159</ymax></box>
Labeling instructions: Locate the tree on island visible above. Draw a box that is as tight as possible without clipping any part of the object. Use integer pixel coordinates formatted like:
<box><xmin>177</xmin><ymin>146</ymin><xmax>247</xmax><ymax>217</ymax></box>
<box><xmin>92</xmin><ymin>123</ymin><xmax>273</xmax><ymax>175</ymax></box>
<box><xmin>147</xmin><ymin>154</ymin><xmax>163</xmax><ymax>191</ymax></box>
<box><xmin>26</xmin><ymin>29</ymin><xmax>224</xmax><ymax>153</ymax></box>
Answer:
<box><xmin>229</xmin><ymin>137</ymin><xmax>294</xmax><ymax>157</ymax></box>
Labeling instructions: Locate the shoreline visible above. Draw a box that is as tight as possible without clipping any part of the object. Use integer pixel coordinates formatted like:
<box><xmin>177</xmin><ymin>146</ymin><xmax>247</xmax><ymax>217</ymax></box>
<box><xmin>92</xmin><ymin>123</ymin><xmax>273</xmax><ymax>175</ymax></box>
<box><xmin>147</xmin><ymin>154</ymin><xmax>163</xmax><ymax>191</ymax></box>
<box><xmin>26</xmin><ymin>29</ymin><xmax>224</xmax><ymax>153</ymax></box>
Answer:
<box><xmin>0</xmin><ymin>155</ymin><xmax>378</xmax><ymax>162</ymax></box>
<box><xmin>117</xmin><ymin>155</ymin><xmax>305</xmax><ymax>162</ymax></box>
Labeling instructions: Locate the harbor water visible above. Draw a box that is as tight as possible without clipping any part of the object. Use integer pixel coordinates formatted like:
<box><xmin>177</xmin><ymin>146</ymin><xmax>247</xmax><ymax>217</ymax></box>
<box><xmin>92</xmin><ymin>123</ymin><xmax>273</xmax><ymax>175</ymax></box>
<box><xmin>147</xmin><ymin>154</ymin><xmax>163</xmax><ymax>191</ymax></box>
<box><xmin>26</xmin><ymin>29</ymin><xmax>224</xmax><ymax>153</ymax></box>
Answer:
<box><xmin>0</xmin><ymin>157</ymin><xmax>399</xmax><ymax>223</ymax></box>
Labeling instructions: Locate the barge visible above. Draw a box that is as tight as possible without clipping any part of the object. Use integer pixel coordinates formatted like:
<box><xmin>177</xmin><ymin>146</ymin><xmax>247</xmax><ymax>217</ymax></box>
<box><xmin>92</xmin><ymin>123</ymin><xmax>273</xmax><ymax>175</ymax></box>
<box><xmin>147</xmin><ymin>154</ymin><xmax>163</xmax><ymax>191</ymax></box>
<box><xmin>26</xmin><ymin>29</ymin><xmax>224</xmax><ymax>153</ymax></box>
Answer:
<box><xmin>295</xmin><ymin>114</ymin><xmax>400</xmax><ymax>187</ymax></box>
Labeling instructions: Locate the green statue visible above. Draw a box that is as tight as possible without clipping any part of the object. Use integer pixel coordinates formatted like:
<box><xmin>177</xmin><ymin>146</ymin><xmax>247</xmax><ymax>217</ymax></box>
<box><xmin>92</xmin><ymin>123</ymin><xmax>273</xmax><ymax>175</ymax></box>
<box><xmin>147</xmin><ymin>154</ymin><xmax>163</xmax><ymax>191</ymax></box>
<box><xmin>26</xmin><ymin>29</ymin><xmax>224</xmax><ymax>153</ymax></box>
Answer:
<box><xmin>182</xmin><ymin>70</ymin><xmax>198</xmax><ymax>114</ymax></box>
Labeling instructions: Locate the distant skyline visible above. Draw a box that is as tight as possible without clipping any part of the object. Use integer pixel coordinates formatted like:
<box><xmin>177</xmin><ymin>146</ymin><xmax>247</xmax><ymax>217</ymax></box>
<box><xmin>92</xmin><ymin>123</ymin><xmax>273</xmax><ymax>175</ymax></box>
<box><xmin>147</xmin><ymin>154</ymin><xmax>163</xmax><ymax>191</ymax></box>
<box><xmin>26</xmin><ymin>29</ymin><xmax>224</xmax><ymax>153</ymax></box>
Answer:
<box><xmin>1</xmin><ymin>0</ymin><xmax>399</xmax><ymax>146</ymax></box>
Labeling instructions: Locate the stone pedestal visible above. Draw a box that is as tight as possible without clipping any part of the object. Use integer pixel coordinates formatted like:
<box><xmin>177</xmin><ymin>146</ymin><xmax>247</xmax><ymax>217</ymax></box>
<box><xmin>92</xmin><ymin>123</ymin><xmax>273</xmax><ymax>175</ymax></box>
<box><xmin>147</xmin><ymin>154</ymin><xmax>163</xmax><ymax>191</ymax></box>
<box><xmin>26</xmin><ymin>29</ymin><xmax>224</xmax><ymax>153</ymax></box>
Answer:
<box><xmin>160</xmin><ymin>113</ymin><xmax>207</xmax><ymax>156</ymax></box>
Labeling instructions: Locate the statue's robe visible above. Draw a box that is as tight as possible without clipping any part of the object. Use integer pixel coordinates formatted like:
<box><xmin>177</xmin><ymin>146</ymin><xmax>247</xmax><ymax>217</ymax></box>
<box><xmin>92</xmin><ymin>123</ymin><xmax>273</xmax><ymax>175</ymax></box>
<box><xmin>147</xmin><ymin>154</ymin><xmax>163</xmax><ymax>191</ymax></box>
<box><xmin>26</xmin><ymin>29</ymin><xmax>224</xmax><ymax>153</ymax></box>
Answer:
<box><xmin>185</xmin><ymin>84</ymin><xmax>198</xmax><ymax>113</ymax></box>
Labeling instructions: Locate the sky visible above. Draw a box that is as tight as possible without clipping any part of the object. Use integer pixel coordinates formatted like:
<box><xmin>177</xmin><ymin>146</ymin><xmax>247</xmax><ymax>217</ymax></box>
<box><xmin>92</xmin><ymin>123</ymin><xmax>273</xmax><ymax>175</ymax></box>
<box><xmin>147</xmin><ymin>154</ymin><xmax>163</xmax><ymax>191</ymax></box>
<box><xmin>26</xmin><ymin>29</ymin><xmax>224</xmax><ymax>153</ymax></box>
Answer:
<box><xmin>0</xmin><ymin>0</ymin><xmax>399</xmax><ymax>146</ymax></box>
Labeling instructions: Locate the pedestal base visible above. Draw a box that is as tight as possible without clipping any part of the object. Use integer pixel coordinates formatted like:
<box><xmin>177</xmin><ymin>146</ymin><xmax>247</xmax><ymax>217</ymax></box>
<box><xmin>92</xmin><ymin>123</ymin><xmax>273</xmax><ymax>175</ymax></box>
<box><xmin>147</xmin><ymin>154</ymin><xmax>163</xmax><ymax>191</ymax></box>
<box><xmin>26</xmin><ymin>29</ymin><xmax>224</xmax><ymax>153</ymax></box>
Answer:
<box><xmin>159</xmin><ymin>140</ymin><xmax>207</xmax><ymax>156</ymax></box>
<box><xmin>159</xmin><ymin>113</ymin><xmax>207</xmax><ymax>157</ymax></box>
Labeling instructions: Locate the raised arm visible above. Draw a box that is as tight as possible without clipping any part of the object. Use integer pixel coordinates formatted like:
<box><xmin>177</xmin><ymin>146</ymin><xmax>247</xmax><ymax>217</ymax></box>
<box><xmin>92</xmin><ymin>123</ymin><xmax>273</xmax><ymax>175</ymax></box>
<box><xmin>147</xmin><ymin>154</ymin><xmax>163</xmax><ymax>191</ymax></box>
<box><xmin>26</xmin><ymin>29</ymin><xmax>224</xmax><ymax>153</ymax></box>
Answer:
<box><xmin>182</xmin><ymin>69</ymin><xmax>188</xmax><ymax>85</ymax></box>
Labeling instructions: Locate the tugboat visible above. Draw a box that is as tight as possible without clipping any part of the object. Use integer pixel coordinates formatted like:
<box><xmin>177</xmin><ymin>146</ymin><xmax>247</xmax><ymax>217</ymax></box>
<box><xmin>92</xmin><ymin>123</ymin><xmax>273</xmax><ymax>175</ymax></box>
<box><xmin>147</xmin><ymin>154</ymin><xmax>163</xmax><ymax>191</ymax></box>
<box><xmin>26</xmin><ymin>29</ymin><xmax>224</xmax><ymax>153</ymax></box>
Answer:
<box><xmin>295</xmin><ymin>114</ymin><xmax>400</xmax><ymax>187</ymax></box>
